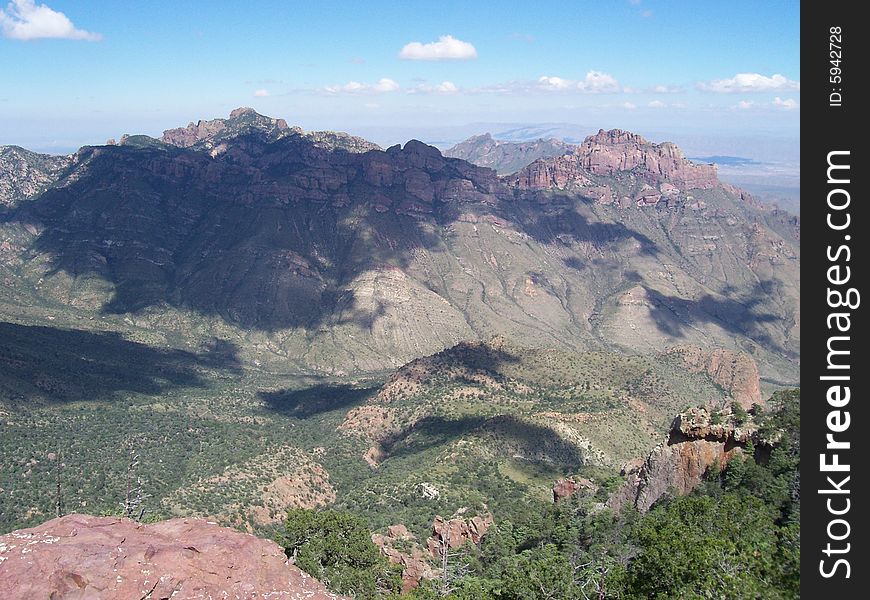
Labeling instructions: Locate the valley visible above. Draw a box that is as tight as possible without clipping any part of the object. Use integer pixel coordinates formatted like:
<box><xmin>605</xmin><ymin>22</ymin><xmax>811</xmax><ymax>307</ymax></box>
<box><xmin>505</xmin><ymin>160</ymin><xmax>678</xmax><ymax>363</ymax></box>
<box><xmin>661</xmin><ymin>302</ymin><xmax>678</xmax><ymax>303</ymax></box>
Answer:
<box><xmin>0</xmin><ymin>108</ymin><xmax>800</xmax><ymax>597</ymax></box>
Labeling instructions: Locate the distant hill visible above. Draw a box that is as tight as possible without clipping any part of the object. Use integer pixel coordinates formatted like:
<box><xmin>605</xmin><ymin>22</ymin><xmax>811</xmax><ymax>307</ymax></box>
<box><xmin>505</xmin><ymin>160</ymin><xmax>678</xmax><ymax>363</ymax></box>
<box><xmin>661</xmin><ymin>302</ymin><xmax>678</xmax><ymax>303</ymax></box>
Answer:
<box><xmin>444</xmin><ymin>133</ymin><xmax>572</xmax><ymax>175</ymax></box>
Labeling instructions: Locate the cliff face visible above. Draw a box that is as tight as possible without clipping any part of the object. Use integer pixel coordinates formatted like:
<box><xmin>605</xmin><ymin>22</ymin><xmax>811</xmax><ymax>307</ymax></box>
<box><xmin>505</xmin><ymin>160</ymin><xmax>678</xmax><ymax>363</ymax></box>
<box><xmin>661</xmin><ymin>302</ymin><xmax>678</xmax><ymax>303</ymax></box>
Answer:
<box><xmin>1</xmin><ymin>110</ymin><xmax>800</xmax><ymax>378</ymax></box>
<box><xmin>668</xmin><ymin>346</ymin><xmax>762</xmax><ymax>408</ymax></box>
<box><xmin>608</xmin><ymin>407</ymin><xmax>770</xmax><ymax>513</ymax></box>
<box><xmin>507</xmin><ymin>129</ymin><xmax>719</xmax><ymax>195</ymax></box>
<box><xmin>0</xmin><ymin>514</ymin><xmax>346</xmax><ymax>599</ymax></box>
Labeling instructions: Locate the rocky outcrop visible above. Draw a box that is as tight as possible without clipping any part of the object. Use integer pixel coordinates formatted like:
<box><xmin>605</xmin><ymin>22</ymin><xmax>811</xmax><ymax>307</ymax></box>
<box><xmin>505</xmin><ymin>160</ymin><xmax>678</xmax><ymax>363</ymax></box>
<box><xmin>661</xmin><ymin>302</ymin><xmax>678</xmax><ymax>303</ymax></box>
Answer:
<box><xmin>161</xmin><ymin>106</ymin><xmax>293</xmax><ymax>148</ymax></box>
<box><xmin>608</xmin><ymin>407</ymin><xmax>771</xmax><ymax>513</ymax></box>
<box><xmin>0</xmin><ymin>513</ymin><xmax>347</xmax><ymax>599</ymax></box>
<box><xmin>372</xmin><ymin>524</ymin><xmax>437</xmax><ymax>593</ymax></box>
<box><xmin>668</xmin><ymin>346</ymin><xmax>762</xmax><ymax>408</ymax></box>
<box><xmin>508</xmin><ymin>129</ymin><xmax>719</xmax><ymax>193</ymax></box>
<box><xmin>426</xmin><ymin>514</ymin><xmax>493</xmax><ymax>558</ymax></box>
<box><xmin>160</xmin><ymin>107</ymin><xmax>379</xmax><ymax>154</ymax></box>
<box><xmin>552</xmin><ymin>477</ymin><xmax>598</xmax><ymax>502</ymax></box>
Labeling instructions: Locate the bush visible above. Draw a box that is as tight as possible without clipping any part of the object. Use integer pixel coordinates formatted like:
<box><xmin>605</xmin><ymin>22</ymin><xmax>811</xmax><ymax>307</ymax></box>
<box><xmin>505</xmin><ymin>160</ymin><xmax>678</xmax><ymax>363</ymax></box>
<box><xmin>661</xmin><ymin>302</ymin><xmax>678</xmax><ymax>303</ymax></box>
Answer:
<box><xmin>281</xmin><ymin>508</ymin><xmax>400</xmax><ymax>599</ymax></box>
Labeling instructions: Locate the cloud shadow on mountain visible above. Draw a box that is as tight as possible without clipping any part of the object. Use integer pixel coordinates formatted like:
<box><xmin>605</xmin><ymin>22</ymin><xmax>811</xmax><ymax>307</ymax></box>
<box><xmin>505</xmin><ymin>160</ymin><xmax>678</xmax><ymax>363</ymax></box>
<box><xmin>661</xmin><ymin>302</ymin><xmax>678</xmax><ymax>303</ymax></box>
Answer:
<box><xmin>0</xmin><ymin>321</ymin><xmax>241</xmax><ymax>405</ymax></box>
<box><xmin>643</xmin><ymin>280</ymin><xmax>782</xmax><ymax>348</ymax></box>
<box><xmin>258</xmin><ymin>384</ymin><xmax>374</xmax><ymax>419</ymax></box>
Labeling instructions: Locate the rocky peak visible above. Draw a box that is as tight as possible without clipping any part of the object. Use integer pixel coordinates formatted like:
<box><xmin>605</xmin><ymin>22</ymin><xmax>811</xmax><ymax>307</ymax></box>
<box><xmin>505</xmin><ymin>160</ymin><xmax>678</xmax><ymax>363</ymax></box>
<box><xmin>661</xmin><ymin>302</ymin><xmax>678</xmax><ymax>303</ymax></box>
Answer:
<box><xmin>229</xmin><ymin>106</ymin><xmax>260</xmax><ymax>119</ymax></box>
<box><xmin>508</xmin><ymin>128</ymin><xmax>720</xmax><ymax>193</ymax></box>
<box><xmin>160</xmin><ymin>107</ymin><xmax>293</xmax><ymax>149</ymax></box>
<box><xmin>444</xmin><ymin>134</ymin><xmax>571</xmax><ymax>175</ymax></box>
<box><xmin>0</xmin><ymin>513</ymin><xmax>347</xmax><ymax>599</ymax></box>
<box><xmin>584</xmin><ymin>128</ymin><xmax>649</xmax><ymax>146</ymax></box>
<box><xmin>607</xmin><ymin>407</ymin><xmax>773</xmax><ymax>513</ymax></box>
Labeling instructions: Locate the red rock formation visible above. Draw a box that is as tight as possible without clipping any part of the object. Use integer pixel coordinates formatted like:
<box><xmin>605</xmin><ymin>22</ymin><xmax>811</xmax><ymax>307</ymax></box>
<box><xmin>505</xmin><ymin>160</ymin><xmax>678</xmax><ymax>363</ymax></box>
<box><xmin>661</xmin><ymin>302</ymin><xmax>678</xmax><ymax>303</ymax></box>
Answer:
<box><xmin>372</xmin><ymin>525</ymin><xmax>437</xmax><ymax>593</ymax></box>
<box><xmin>607</xmin><ymin>407</ymin><xmax>772</xmax><ymax>513</ymax></box>
<box><xmin>668</xmin><ymin>346</ymin><xmax>762</xmax><ymax>408</ymax></box>
<box><xmin>508</xmin><ymin>129</ymin><xmax>719</xmax><ymax>193</ymax></box>
<box><xmin>552</xmin><ymin>477</ymin><xmax>598</xmax><ymax>502</ymax></box>
<box><xmin>0</xmin><ymin>514</ymin><xmax>347</xmax><ymax>599</ymax></box>
<box><xmin>426</xmin><ymin>514</ymin><xmax>493</xmax><ymax>558</ymax></box>
<box><xmin>161</xmin><ymin>107</ymin><xmax>292</xmax><ymax>148</ymax></box>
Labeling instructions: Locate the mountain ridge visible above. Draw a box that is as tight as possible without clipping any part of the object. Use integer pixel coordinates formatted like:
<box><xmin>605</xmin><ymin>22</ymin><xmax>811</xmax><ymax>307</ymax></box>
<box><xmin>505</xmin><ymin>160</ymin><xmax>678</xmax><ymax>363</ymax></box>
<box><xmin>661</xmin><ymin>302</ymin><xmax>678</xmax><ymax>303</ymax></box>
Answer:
<box><xmin>0</xmin><ymin>108</ymin><xmax>799</xmax><ymax>382</ymax></box>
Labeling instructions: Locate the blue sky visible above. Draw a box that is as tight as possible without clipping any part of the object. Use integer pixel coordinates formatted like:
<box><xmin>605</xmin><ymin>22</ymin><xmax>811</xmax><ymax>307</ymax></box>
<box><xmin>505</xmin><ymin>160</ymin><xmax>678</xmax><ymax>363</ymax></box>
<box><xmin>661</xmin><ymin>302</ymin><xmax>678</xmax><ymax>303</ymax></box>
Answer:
<box><xmin>1</xmin><ymin>0</ymin><xmax>800</xmax><ymax>152</ymax></box>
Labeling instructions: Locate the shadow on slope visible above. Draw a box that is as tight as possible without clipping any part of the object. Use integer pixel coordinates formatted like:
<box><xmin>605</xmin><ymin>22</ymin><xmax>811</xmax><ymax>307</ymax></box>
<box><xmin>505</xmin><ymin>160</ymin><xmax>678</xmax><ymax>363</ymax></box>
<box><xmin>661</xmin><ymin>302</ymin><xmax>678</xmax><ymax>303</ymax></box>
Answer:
<box><xmin>644</xmin><ymin>281</ymin><xmax>783</xmax><ymax>349</ymax></box>
<box><xmin>0</xmin><ymin>322</ymin><xmax>241</xmax><ymax>404</ymax></box>
<box><xmin>378</xmin><ymin>414</ymin><xmax>584</xmax><ymax>469</ymax></box>
<box><xmin>509</xmin><ymin>194</ymin><xmax>658</xmax><ymax>255</ymax></box>
<box><xmin>258</xmin><ymin>384</ymin><xmax>374</xmax><ymax>419</ymax></box>
<box><xmin>11</xmin><ymin>137</ymin><xmax>674</xmax><ymax>337</ymax></box>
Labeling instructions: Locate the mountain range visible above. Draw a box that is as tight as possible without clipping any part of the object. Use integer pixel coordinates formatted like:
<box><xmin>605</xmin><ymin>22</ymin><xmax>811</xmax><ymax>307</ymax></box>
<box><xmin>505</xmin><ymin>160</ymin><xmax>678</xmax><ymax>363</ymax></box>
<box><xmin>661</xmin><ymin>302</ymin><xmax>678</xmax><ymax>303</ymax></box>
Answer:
<box><xmin>1</xmin><ymin>107</ymin><xmax>799</xmax><ymax>382</ymax></box>
<box><xmin>0</xmin><ymin>108</ymin><xmax>799</xmax><ymax>559</ymax></box>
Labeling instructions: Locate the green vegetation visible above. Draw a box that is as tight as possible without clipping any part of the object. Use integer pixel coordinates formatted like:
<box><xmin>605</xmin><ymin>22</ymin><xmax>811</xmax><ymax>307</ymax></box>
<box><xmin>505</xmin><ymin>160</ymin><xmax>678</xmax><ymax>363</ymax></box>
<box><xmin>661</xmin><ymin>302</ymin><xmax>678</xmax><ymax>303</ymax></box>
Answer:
<box><xmin>281</xmin><ymin>508</ymin><xmax>401</xmax><ymax>599</ymax></box>
<box><xmin>286</xmin><ymin>390</ymin><xmax>800</xmax><ymax>599</ymax></box>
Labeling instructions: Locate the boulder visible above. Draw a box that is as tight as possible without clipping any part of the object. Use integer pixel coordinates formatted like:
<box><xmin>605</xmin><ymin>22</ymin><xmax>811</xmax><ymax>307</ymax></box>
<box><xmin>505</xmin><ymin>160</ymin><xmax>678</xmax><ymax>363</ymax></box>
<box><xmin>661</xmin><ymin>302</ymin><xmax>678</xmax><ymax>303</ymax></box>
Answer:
<box><xmin>0</xmin><ymin>514</ymin><xmax>347</xmax><ymax>599</ymax></box>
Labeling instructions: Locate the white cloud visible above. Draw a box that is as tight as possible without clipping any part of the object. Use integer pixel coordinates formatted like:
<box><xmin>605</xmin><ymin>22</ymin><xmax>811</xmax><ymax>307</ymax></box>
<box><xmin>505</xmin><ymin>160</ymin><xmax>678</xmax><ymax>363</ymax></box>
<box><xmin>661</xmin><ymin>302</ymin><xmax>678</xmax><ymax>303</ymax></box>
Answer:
<box><xmin>578</xmin><ymin>71</ymin><xmax>620</xmax><ymax>93</ymax></box>
<box><xmin>253</xmin><ymin>89</ymin><xmax>270</xmax><ymax>97</ymax></box>
<box><xmin>0</xmin><ymin>0</ymin><xmax>101</xmax><ymax>40</ymax></box>
<box><xmin>651</xmin><ymin>84</ymin><xmax>683</xmax><ymax>94</ymax></box>
<box><xmin>737</xmin><ymin>100</ymin><xmax>755</xmax><ymax>109</ymax></box>
<box><xmin>773</xmin><ymin>96</ymin><xmax>799</xmax><ymax>110</ymax></box>
<box><xmin>399</xmin><ymin>35</ymin><xmax>477</xmax><ymax>60</ymax></box>
<box><xmin>648</xmin><ymin>100</ymin><xmax>666</xmax><ymax>108</ymax></box>
<box><xmin>409</xmin><ymin>80</ymin><xmax>460</xmax><ymax>94</ymax></box>
<box><xmin>640</xmin><ymin>9</ymin><xmax>653</xmax><ymax>17</ymax></box>
<box><xmin>324</xmin><ymin>78</ymin><xmax>400</xmax><ymax>94</ymax></box>
<box><xmin>538</xmin><ymin>76</ymin><xmax>574</xmax><ymax>91</ymax></box>
<box><xmin>622</xmin><ymin>102</ymin><xmax>637</xmax><ymax>110</ymax></box>
<box><xmin>698</xmin><ymin>73</ymin><xmax>800</xmax><ymax>93</ymax></box>
<box><xmin>374</xmin><ymin>78</ymin><xmax>400</xmax><ymax>92</ymax></box>
<box><xmin>408</xmin><ymin>81</ymin><xmax>459</xmax><ymax>94</ymax></box>
<box><xmin>537</xmin><ymin>71</ymin><xmax>621</xmax><ymax>93</ymax></box>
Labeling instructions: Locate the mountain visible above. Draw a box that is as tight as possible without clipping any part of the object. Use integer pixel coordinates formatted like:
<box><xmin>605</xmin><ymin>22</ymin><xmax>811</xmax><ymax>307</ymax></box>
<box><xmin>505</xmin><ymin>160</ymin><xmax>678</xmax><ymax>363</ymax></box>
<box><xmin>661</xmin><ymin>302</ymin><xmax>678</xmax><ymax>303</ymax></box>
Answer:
<box><xmin>0</xmin><ymin>145</ymin><xmax>72</xmax><ymax>208</ymax></box>
<box><xmin>0</xmin><ymin>108</ymin><xmax>799</xmax><ymax>539</ymax></box>
<box><xmin>0</xmin><ymin>109</ymin><xmax>799</xmax><ymax>381</ymax></box>
<box><xmin>444</xmin><ymin>133</ymin><xmax>571</xmax><ymax>175</ymax></box>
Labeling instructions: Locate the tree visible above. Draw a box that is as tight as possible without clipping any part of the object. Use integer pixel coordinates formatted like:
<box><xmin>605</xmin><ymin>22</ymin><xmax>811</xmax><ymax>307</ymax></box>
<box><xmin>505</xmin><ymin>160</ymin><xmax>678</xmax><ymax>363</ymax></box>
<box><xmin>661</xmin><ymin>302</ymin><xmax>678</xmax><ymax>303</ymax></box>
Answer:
<box><xmin>281</xmin><ymin>508</ymin><xmax>400</xmax><ymax>599</ymax></box>
<box><xmin>497</xmin><ymin>544</ymin><xmax>580</xmax><ymax>600</ymax></box>
<box><xmin>626</xmin><ymin>494</ymin><xmax>783</xmax><ymax>599</ymax></box>
<box><xmin>122</xmin><ymin>445</ymin><xmax>149</xmax><ymax>521</ymax></box>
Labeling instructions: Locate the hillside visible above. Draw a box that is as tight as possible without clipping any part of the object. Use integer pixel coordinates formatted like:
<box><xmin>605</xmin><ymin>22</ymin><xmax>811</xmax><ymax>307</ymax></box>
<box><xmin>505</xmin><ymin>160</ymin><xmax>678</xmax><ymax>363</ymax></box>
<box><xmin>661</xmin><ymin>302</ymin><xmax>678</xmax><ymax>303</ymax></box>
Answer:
<box><xmin>0</xmin><ymin>332</ymin><xmax>739</xmax><ymax>536</ymax></box>
<box><xmin>0</xmin><ymin>108</ymin><xmax>798</xmax><ymax>540</ymax></box>
<box><xmin>444</xmin><ymin>133</ymin><xmax>570</xmax><ymax>175</ymax></box>
<box><xmin>0</xmin><ymin>109</ymin><xmax>799</xmax><ymax>382</ymax></box>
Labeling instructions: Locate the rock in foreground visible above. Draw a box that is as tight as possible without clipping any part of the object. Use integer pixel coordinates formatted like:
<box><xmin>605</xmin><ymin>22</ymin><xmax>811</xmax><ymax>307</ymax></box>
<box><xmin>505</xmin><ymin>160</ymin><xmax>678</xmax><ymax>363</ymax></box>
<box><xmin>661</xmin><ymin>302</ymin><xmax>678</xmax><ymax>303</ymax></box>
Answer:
<box><xmin>0</xmin><ymin>514</ymin><xmax>347</xmax><ymax>600</ymax></box>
